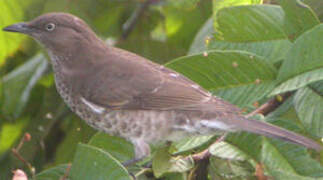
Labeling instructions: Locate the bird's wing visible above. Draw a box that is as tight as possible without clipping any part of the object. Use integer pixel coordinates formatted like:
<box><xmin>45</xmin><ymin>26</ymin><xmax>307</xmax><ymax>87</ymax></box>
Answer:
<box><xmin>80</xmin><ymin>47</ymin><xmax>240</xmax><ymax>113</ymax></box>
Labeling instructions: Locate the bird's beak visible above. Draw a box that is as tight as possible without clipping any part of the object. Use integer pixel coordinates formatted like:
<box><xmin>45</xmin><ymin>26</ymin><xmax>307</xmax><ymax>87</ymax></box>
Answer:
<box><xmin>3</xmin><ymin>22</ymin><xmax>31</xmax><ymax>34</ymax></box>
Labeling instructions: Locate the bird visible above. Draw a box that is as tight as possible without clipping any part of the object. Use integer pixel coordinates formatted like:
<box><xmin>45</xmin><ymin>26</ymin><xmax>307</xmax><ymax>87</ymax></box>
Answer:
<box><xmin>3</xmin><ymin>13</ymin><xmax>321</xmax><ymax>162</ymax></box>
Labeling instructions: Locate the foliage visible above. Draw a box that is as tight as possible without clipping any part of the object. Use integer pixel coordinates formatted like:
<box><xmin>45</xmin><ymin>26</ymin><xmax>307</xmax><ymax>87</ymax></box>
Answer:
<box><xmin>0</xmin><ymin>0</ymin><xmax>322</xmax><ymax>179</ymax></box>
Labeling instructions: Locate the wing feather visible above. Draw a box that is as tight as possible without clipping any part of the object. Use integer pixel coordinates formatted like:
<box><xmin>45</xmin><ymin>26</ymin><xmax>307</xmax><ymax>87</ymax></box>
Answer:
<box><xmin>80</xmin><ymin>47</ymin><xmax>239</xmax><ymax>113</ymax></box>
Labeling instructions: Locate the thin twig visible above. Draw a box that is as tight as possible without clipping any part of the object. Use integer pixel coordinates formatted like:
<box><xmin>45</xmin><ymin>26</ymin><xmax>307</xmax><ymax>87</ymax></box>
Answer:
<box><xmin>247</xmin><ymin>92</ymin><xmax>293</xmax><ymax>118</ymax></box>
<box><xmin>60</xmin><ymin>163</ymin><xmax>72</xmax><ymax>180</ymax></box>
<box><xmin>190</xmin><ymin>133</ymin><xmax>227</xmax><ymax>163</ymax></box>
<box><xmin>11</xmin><ymin>132</ymin><xmax>35</xmax><ymax>178</ymax></box>
<box><xmin>121</xmin><ymin>0</ymin><xmax>159</xmax><ymax>40</ymax></box>
<box><xmin>11</xmin><ymin>149</ymin><xmax>35</xmax><ymax>178</ymax></box>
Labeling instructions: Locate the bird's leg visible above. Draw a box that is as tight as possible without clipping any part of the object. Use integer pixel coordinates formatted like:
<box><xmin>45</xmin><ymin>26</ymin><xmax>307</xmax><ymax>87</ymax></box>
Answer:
<box><xmin>122</xmin><ymin>138</ymin><xmax>150</xmax><ymax>167</ymax></box>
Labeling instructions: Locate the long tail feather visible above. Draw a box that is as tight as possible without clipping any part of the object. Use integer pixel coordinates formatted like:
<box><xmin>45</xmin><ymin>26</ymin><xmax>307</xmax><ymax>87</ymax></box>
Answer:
<box><xmin>231</xmin><ymin>117</ymin><xmax>322</xmax><ymax>151</ymax></box>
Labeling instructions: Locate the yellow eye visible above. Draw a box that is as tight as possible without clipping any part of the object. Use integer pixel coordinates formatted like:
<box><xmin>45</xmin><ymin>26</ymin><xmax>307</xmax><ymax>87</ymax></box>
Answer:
<box><xmin>45</xmin><ymin>23</ymin><xmax>55</xmax><ymax>31</ymax></box>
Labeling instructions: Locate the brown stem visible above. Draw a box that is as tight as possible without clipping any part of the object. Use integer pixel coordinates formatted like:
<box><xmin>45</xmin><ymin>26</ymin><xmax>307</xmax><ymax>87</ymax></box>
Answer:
<box><xmin>60</xmin><ymin>163</ymin><xmax>72</xmax><ymax>180</ymax></box>
<box><xmin>11</xmin><ymin>149</ymin><xmax>35</xmax><ymax>178</ymax></box>
<box><xmin>247</xmin><ymin>92</ymin><xmax>293</xmax><ymax>118</ymax></box>
<box><xmin>11</xmin><ymin>132</ymin><xmax>35</xmax><ymax>178</ymax></box>
<box><xmin>190</xmin><ymin>133</ymin><xmax>227</xmax><ymax>163</ymax></box>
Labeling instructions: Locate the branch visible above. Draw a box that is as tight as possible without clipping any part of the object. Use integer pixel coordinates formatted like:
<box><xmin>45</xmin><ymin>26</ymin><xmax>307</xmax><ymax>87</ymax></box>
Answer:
<box><xmin>11</xmin><ymin>133</ymin><xmax>35</xmax><ymax>178</ymax></box>
<box><xmin>121</xmin><ymin>0</ymin><xmax>159</xmax><ymax>40</ymax></box>
<box><xmin>247</xmin><ymin>92</ymin><xmax>293</xmax><ymax>118</ymax></box>
<box><xmin>59</xmin><ymin>163</ymin><xmax>71</xmax><ymax>180</ymax></box>
<box><xmin>190</xmin><ymin>133</ymin><xmax>227</xmax><ymax>163</ymax></box>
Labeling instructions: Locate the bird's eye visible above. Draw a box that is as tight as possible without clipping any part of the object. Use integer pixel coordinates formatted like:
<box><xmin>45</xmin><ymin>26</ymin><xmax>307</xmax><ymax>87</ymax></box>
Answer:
<box><xmin>45</xmin><ymin>23</ymin><xmax>55</xmax><ymax>31</ymax></box>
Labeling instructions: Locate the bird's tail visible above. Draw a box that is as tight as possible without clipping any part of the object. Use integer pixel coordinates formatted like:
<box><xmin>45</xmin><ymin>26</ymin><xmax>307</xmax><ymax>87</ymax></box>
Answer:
<box><xmin>230</xmin><ymin>117</ymin><xmax>322</xmax><ymax>151</ymax></box>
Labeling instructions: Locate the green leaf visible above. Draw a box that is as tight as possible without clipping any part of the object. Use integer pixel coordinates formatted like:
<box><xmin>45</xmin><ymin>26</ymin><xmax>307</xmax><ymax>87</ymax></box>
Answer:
<box><xmin>215</xmin><ymin>5</ymin><xmax>287</xmax><ymax>42</ymax></box>
<box><xmin>277</xmin><ymin>0</ymin><xmax>320</xmax><ymax>40</ymax></box>
<box><xmin>1</xmin><ymin>54</ymin><xmax>48</xmax><ymax>119</ymax></box>
<box><xmin>261</xmin><ymin>134</ymin><xmax>323</xmax><ymax>177</ymax></box>
<box><xmin>54</xmin><ymin>116</ymin><xmax>96</xmax><ymax>165</ymax></box>
<box><xmin>88</xmin><ymin>132</ymin><xmax>134</xmax><ymax>162</ymax></box>
<box><xmin>294</xmin><ymin>87</ymin><xmax>323</xmax><ymax>137</ymax></box>
<box><xmin>0</xmin><ymin>117</ymin><xmax>29</xmax><ymax>156</ymax></box>
<box><xmin>35</xmin><ymin>164</ymin><xmax>69</xmax><ymax>180</ymax></box>
<box><xmin>166</xmin><ymin>50</ymin><xmax>277</xmax><ymax>107</ymax></box>
<box><xmin>208</xmin><ymin>40</ymin><xmax>292</xmax><ymax>63</ymax></box>
<box><xmin>189</xmin><ymin>16</ymin><xmax>292</xmax><ymax>63</ymax></box>
<box><xmin>0</xmin><ymin>1</ymin><xmax>28</xmax><ymax>65</ymax></box>
<box><xmin>70</xmin><ymin>143</ymin><xmax>131</xmax><ymax>180</ymax></box>
<box><xmin>166</xmin><ymin>50</ymin><xmax>276</xmax><ymax>90</ymax></box>
<box><xmin>170</xmin><ymin>135</ymin><xmax>214</xmax><ymax>154</ymax></box>
<box><xmin>213</xmin><ymin>82</ymin><xmax>276</xmax><ymax>108</ymax></box>
<box><xmin>209</xmin><ymin>141</ymin><xmax>252</xmax><ymax>161</ymax></box>
<box><xmin>188</xmin><ymin>17</ymin><xmax>213</xmax><ymax>55</ymax></box>
<box><xmin>309</xmin><ymin>80</ymin><xmax>323</xmax><ymax>95</ymax></box>
<box><xmin>278</xmin><ymin>24</ymin><xmax>323</xmax><ymax>82</ymax></box>
<box><xmin>270</xmin><ymin>68</ymin><xmax>323</xmax><ymax>95</ymax></box>
<box><xmin>268</xmin><ymin>170</ymin><xmax>323</xmax><ymax>180</ymax></box>
<box><xmin>213</xmin><ymin>0</ymin><xmax>262</xmax><ymax>13</ymax></box>
<box><xmin>208</xmin><ymin>156</ymin><xmax>256</xmax><ymax>180</ymax></box>
<box><xmin>152</xmin><ymin>147</ymin><xmax>194</xmax><ymax>178</ymax></box>
<box><xmin>226</xmin><ymin>132</ymin><xmax>263</xmax><ymax>161</ymax></box>
<box><xmin>212</xmin><ymin>0</ymin><xmax>263</xmax><ymax>31</ymax></box>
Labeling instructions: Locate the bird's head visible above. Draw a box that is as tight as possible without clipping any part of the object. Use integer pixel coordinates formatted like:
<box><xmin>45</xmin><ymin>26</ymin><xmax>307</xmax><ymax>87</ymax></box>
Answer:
<box><xmin>3</xmin><ymin>13</ymin><xmax>101</xmax><ymax>54</ymax></box>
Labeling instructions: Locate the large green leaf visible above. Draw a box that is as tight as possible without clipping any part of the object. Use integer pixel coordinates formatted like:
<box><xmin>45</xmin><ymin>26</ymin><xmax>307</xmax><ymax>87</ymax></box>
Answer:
<box><xmin>166</xmin><ymin>50</ymin><xmax>276</xmax><ymax>90</ymax></box>
<box><xmin>261</xmin><ymin>135</ymin><xmax>323</xmax><ymax>177</ymax></box>
<box><xmin>268</xmin><ymin>171</ymin><xmax>323</xmax><ymax>180</ymax></box>
<box><xmin>294</xmin><ymin>87</ymin><xmax>323</xmax><ymax>137</ymax></box>
<box><xmin>1</xmin><ymin>54</ymin><xmax>48</xmax><ymax>119</ymax></box>
<box><xmin>208</xmin><ymin>156</ymin><xmax>256</xmax><ymax>180</ymax></box>
<box><xmin>35</xmin><ymin>164</ymin><xmax>69</xmax><ymax>180</ymax></box>
<box><xmin>213</xmin><ymin>0</ymin><xmax>262</xmax><ymax>13</ymax></box>
<box><xmin>152</xmin><ymin>147</ymin><xmax>194</xmax><ymax>178</ymax></box>
<box><xmin>88</xmin><ymin>132</ymin><xmax>134</xmax><ymax>162</ymax></box>
<box><xmin>209</xmin><ymin>116</ymin><xmax>323</xmax><ymax>179</ymax></box>
<box><xmin>170</xmin><ymin>135</ymin><xmax>214</xmax><ymax>155</ymax></box>
<box><xmin>0</xmin><ymin>1</ymin><xmax>27</xmax><ymax>65</ymax></box>
<box><xmin>215</xmin><ymin>5</ymin><xmax>287</xmax><ymax>42</ymax></box>
<box><xmin>208</xmin><ymin>40</ymin><xmax>292</xmax><ymax>63</ymax></box>
<box><xmin>309</xmin><ymin>80</ymin><xmax>323</xmax><ymax>95</ymax></box>
<box><xmin>188</xmin><ymin>17</ymin><xmax>214</xmax><ymax>55</ymax></box>
<box><xmin>212</xmin><ymin>0</ymin><xmax>262</xmax><ymax>30</ymax></box>
<box><xmin>189</xmin><ymin>16</ymin><xmax>292</xmax><ymax>63</ymax></box>
<box><xmin>70</xmin><ymin>143</ymin><xmax>131</xmax><ymax>180</ymax></box>
<box><xmin>209</xmin><ymin>141</ymin><xmax>252</xmax><ymax>161</ymax></box>
<box><xmin>278</xmin><ymin>24</ymin><xmax>323</xmax><ymax>82</ymax></box>
<box><xmin>213</xmin><ymin>82</ymin><xmax>276</xmax><ymax>108</ymax></box>
<box><xmin>271</xmin><ymin>68</ymin><xmax>323</xmax><ymax>95</ymax></box>
<box><xmin>54</xmin><ymin>116</ymin><xmax>96</xmax><ymax>165</ymax></box>
<box><xmin>0</xmin><ymin>117</ymin><xmax>29</xmax><ymax>156</ymax></box>
<box><xmin>277</xmin><ymin>0</ymin><xmax>320</xmax><ymax>40</ymax></box>
<box><xmin>166</xmin><ymin>50</ymin><xmax>277</xmax><ymax>107</ymax></box>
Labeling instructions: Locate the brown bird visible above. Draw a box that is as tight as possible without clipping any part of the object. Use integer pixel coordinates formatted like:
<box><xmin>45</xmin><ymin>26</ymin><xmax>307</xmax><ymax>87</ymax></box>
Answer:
<box><xmin>3</xmin><ymin>13</ymin><xmax>321</xmax><ymax>161</ymax></box>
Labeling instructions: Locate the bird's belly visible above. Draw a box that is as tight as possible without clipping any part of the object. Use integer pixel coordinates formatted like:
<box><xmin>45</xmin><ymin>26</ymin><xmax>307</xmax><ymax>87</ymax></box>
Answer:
<box><xmin>96</xmin><ymin>110</ymin><xmax>176</xmax><ymax>143</ymax></box>
<box><xmin>54</xmin><ymin>76</ymin><xmax>233</xmax><ymax>143</ymax></box>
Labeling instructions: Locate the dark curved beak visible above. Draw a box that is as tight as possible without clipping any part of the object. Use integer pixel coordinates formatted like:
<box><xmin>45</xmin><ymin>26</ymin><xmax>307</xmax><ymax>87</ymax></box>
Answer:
<box><xmin>3</xmin><ymin>22</ymin><xmax>30</xmax><ymax>34</ymax></box>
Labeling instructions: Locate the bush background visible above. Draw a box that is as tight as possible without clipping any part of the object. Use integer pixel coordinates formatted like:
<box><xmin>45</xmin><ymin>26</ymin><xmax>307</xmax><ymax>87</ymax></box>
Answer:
<box><xmin>0</xmin><ymin>0</ymin><xmax>322</xmax><ymax>179</ymax></box>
